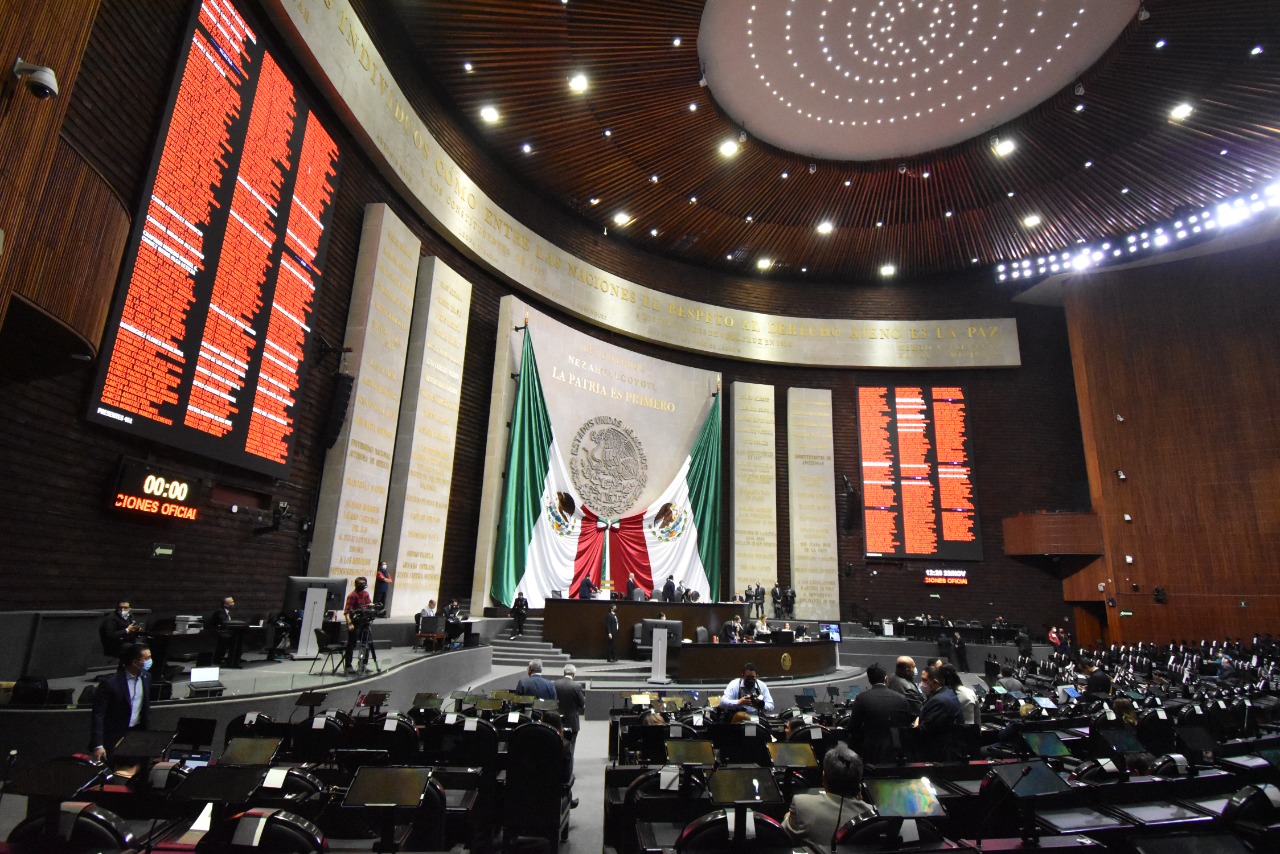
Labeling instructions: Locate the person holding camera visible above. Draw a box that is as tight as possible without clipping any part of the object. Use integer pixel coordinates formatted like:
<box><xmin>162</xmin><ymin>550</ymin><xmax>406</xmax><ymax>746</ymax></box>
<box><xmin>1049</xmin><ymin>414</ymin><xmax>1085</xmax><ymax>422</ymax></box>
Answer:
<box><xmin>721</xmin><ymin>662</ymin><xmax>775</xmax><ymax>713</ymax></box>
<box><xmin>99</xmin><ymin>600</ymin><xmax>142</xmax><ymax>658</ymax></box>
<box><xmin>343</xmin><ymin>576</ymin><xmax>372</xmax><ymax>675</ymax></box>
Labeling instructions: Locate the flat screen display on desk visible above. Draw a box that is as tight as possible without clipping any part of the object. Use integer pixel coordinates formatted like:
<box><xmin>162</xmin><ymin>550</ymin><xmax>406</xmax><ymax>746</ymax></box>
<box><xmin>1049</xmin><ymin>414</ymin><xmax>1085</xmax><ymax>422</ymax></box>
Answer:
<box><xmin>642</xmin><ymin>619</ymin><xmax>684</xmax><ymax>648</ymax></box>
<box><xmin>708</xmin><ymin>768</ymin><xmax>782</xmax><ymax>805</ymax></box>
<box><xmin>863</xmin><ymin>778</ymin><xmax>947</xmax><ymax>817</ymax></box>
<box><xmin>818</xmin><ymin>623</ymin><xmax>842</xmax><ymax>642</ymax></box>
<box><xmin>666</xmin><ymin>740</ymin><xmax>715</xmax><ymax>765</ymax></box>
<box><xmin>990</xmin><ymin>760</ymin><xmax>1071</xmax><ymax>796</ymax></box>
<box><xmin>1022</xmin><ymin>731</ymin><xmax>1072</xmax><ymax>758</ymax></box>
<box><xmin>857</xmin><ymin>386</ymin><xmax>982</xmax><ymax>560</ymax></box>
<box><xmin>86</xmin><ymin>0</ymin><xmax>342</xmax><ymax>478</ymax></box>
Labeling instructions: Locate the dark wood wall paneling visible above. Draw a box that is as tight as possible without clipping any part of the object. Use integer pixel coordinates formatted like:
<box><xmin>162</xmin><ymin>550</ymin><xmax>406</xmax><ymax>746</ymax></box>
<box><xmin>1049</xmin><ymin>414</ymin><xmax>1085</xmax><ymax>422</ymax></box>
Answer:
<box><xmin>0</xmin><ymin>0</ymin><xmax>1086</xmax><ymax>640</ymax></box>
<box><xmin>1065</xmin><ymin>241</ymin><xmax>1280</xmax><ymax>643</ymax></box>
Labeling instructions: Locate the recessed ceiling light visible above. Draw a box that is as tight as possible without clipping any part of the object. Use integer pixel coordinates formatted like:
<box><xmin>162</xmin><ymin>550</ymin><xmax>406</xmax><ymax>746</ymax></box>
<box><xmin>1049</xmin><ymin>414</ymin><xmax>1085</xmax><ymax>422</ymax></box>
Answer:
<box><xmin>780</xmin><ymin>172</ymin><xmax>789</xmax><ymax>179</ymax></box>
<box><xmin>568</xmin><ymin>73</ymin><xmax>588</xmax><ymax>93</ymax></box>
<box><xmin>673</xmin><ymin>37</ymin><xmax>682</xmax><ymax>47</ymax></box>
<box><xmin>612</xmin><ymin>212</ymin><xmax>631</xmax><ymax>226</ymax></box>
<box><xmin>879</xmin><ymin>264</ymin><xmax>896</xmax><ymax>277</ymax></box>
<box><xmin>1023</xmin><ymin>214</ymin><xmax>1042</xmax><ymax>228</ymax></box>
<box><xmin>650</xmin><ymin>175</ymin><xmax>659</xmax><ymax>183</ymax></box>
<box><xmin>756</xmin><ymin>258</ymin><xmax>773</xmax><ymax>271</ymax></box>
<box><xmin>603</xmin><ymin>129</ymin><xmax>612</xmax><ymax>137</ymax></box>
<box><xmin>521</xmin><ymin>143</ymin><xmax>532</xmax><ymax>154</ymax></box>
<box><xmin>1251</xmin><ymin>45</ymin><xmax>1264</xmax><ymax>56</ymax></box>
<box><xmin>689</xmin><ymin>196</ymin><xmax>697</xmax><ymax>204</ymax></box>
<box><xmin>1169</xmin><ymin>102</ymin><xmax>1193</xmax><ymax>120</ymax></box>
<box><xmin>945</xmin><ymin>211</ymin><xmax>953</xmax><ymax>218</ymax></box>
<box><xmin>589</xmin><ymin>198</ymin><xmax>600</xmax><ymax>205</ymax></box>
<box><xmin>993</xmin><ymin>138</ymin><xmax>1016</xmax><ymax>157</ymax></box>
<box><xmin>480</xmin><ymin>105</ymin><xmax>500</xmax><ymax>124</ymax></box>
<box><xmin>689</xmin><ymin>103</ymin><xmax>698</xmax><ymax>111</ymax></box>
<box><xmin>650</xmin><ymin>228</ymin><xmax>659</xmax><ymax>236</ymax></box>
<box><xmin>1084</xmin><ymin>160</ymin><xmax>1093</xmax><ymax>168</ymax></box>
<box><xmin>719</xmin><ymin>139</ymin><xmax>740</xmax><ymax>157</ymax></box>
<box><xmin>817</xmin><ymin>221</ymin><xmax>834</xmax><ymax>235</ymax></box>
<box><xmin>1074</xmin><ymin>103</ymin><xmax>1085</xmax><ymax>112</ymax></box>
<box><xmin>1155</xmin><ymin>39</ymin><xmax>1166</xmax><ymax>49</ymax></box>
<box><xmin>463</xmin><ymin>62</ymin><xmax>473</xmax><ymax>73</ymax></box>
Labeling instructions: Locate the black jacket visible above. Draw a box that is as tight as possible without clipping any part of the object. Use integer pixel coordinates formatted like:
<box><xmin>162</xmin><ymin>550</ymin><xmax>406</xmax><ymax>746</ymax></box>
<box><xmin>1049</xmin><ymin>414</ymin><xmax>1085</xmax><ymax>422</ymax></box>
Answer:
<box><xmin>90</xmin><ymin>669</ymin><xmax>151</xmax><ymax>753</ymax></box>
<box><xmin>849</xmin><ymin>685</ymin><xmax>913</xmax><ymax>764</ymax></box>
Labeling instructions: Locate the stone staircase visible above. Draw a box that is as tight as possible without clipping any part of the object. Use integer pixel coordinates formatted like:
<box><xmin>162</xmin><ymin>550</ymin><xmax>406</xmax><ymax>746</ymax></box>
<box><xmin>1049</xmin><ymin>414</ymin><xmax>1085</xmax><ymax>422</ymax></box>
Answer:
<box><xmin>487</xmin><ymin>617</ymin><xmax>571</xmax><ymax>668</ymax></box>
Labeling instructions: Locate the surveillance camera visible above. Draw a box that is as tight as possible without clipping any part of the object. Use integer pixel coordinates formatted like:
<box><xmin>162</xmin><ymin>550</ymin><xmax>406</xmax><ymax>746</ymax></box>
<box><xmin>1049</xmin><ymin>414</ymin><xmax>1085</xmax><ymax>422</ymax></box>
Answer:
<box><xmin>12</xmin><ymin>58</ymin><xmax>59</xmax><ymax>99</ymax></box>
<box><xmin>898</xmin><ymin>163</ymin><xmax>908</xmax><ymax>174</ymax></box>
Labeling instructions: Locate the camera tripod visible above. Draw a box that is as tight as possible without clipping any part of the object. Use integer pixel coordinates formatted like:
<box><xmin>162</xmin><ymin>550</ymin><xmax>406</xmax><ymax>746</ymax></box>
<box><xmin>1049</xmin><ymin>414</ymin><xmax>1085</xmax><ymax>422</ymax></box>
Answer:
<box><xmin>349</xmin><ymin>620</ymin><xmax>381</xmax><ymax>675</ymax></box>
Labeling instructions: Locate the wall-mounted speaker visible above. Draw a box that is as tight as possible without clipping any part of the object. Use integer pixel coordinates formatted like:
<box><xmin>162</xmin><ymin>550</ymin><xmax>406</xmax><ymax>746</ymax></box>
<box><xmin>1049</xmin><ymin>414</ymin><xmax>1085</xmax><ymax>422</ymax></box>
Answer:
<box><xmin>322</xmin><ymin>373</ymin><xmax>355</xmax><ymax>448</ymax></box>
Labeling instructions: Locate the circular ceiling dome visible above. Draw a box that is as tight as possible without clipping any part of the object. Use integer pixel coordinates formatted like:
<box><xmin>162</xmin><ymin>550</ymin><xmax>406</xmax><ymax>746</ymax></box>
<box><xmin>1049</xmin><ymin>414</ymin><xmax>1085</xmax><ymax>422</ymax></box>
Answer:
<box><xmin>699</xmin><ymin>0</ymin><xmax>1138</xmax><ymax>161</ymax></box>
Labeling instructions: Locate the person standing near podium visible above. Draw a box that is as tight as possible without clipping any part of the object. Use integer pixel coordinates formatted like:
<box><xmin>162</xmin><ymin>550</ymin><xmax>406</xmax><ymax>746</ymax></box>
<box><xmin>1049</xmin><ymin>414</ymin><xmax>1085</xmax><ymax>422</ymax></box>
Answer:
<box><xmin>511</xmin><ymin>590</ymin><xmax>529</xmax><ymax>637</ymax></box>
<box><xmin>605</xmin><ymin>605</ymin><xmax>619</xmax><ymax>662</ymax></box>
<box><xmin>90</xmin><ymin>643</ymin><xmax>151</xmax><ymax>761</ymax></box>
<box><xmin>374</xmin><ymin>561</ymin><xmax>393</xmax><ymax>605</ymax></box>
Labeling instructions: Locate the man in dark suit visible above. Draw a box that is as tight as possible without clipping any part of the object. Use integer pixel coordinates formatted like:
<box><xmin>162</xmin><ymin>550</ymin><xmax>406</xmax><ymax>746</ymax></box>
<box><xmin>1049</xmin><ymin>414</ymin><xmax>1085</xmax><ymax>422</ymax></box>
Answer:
<box><xmin>605</xmin><ymin>605</ymin><xmax>619</xmax><ymax>661</ymax></box>
<box><xmin>99</xmin><ymin>600</ymin><xmax>141</xmax><ymax>658</ymax></box>
<box><xmin>772</xmin><ymin>583</ymin><xmax>783</xmax><ymax>618</ymax></box>
<box><xmin>626</xmin><ymin>574</ymin><xmax>638</xmax><ymax>598</ymax></box>
<box><xmin>847</xmin><ymin>663</ymin><xmax>913</xmax><ymax>764</ymax></box>
<box><xmin>208</xmin><ymin>596</ymin><xmax>237</xmax><ymax>664</ymax></box>
<box><xmin>90</xmin><ymin>643</ymin><xmax>152</xmax><ymax>761</ymax></box>
<box><xmin>662</xmin><ymin>576</ymin><xmax>676</xmax><ymax>602</ymax></box>
<box><xmin>886</xmin><ymin>656</ymin><xmax>924</xmax><ymax>716</ymax></box>
<box><xmin>753</xmin><ymin>584</ymin><xmax>766</xmax><ymax>618</ymax></box>
<box><xmin>577</xmin><ymin>575</ymin><xmax>598</xmax><ymax>600</ymax></box>
<box><xmin>916</xmin><ymin>665</ymin><xmax>963</xmax><ymax>761</ymax></box>
<box><xmin>553</xmin><ymin>663</ymin><xmax>587</xmax><ymax>747</ymax></box>
<box><xmin>515</xmin><ymin>659</ymin><xmax>557</xmax><ymax>700</ymax></box>
<box><xmin>511</xmin><ymin>590</ymin><xmax>529</xmax><ymax>637</ymax></box>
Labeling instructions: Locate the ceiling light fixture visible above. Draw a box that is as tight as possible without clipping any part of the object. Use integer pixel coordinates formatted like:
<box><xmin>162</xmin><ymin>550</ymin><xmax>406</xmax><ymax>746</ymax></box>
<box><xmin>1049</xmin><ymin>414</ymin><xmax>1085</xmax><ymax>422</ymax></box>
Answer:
<box><xmin>756</xmin><ymin>258</ymin><xmax>773</xmax><ymax>271</ymax></box>
<box><xmin>992</xmin><ymin>136</ymin><xmax>1016</xmax><ymax>157</ymax></box>
<box><xmin>719</xmin><ymin>139</ymin><xmax>740</xmax><ymax>157</ymax></box>
<box><xmin>1023</xmin><ymin>214</ymin><xmax>1042</xmax><ymax>228</ymax></box>
<box><xmin>816</xmin><ymin>221</ymin><xmax>834</xmax><ymax>235</ymax></box>
<box><xmin>879</xmin><ymin>264</ymin><xmax>896</xmax><ymax>277</ymax></box>
<box><xmin>568</xmin><ymin>73</ymin><xmax>588</xmax><ymax>93</ymax></box>
<box><xmin>1169</xmin><ymin>102</ymin><xmax>1193</xmax><ymax>120</ymax></box>
<box><xmin>612</xmin><ymin>212</ymin><xmax>631</xmax><ymax>226</ymax></box>
<box><xmin>480</xmin><ymin>105</ymin><xmax>500</xmax><ymax>124</ymax></box>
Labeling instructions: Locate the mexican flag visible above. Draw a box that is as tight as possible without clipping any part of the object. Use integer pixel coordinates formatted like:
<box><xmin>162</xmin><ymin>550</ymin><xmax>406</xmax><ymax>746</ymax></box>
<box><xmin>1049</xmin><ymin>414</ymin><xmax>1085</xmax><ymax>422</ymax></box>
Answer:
<box><xmin>491</xmin><ymin>330</ymin><xmax>721</xmax><ymax>608</ymax></box>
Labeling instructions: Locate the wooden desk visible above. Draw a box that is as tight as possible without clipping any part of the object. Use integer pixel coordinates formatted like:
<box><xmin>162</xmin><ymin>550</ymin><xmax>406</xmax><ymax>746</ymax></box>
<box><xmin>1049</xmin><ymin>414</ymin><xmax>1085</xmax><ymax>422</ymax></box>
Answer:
<box><xmin>542</xmin><ymin>599</ymin><xmax>750</xmax><ymax>660</ymax></box>
<box><xmin>673</xmin><ymin>641</ymin><xmax>838</xmax><ymax>681</ymax></box>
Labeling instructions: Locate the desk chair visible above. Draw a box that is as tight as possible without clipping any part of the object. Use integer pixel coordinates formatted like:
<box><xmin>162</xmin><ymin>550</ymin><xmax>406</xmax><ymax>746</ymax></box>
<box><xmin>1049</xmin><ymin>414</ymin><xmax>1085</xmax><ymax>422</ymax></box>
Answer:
<box><xmin>414</xmin><ymin>615</ymin><xmax>447</xmax><ymax>652</ymax></box>
<box><xmin>308</xmin><ymin>628</ymin><xmax>343</xmax><ymax>675</ymax></box>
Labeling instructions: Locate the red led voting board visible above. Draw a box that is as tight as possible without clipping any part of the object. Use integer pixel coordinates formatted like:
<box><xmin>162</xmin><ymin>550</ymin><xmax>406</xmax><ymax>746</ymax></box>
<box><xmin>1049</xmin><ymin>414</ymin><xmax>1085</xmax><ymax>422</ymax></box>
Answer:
<box><xmin>88</xmin><ymin>0</ymin><xmax>342</xmax><ymax>477</ymax></box>
<box><xmin>857</xmin><ymin>386</ymin><xmax>982</xmax><ymax>561</ymax></box>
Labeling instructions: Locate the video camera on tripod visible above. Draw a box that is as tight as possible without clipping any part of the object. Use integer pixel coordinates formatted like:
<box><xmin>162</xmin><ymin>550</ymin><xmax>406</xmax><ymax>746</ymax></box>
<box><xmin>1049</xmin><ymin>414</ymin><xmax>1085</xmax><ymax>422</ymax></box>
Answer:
<box><xmin>349</xmin><ymin>603</ymin><xmax>387</xmax><ymax>626</ymax></box>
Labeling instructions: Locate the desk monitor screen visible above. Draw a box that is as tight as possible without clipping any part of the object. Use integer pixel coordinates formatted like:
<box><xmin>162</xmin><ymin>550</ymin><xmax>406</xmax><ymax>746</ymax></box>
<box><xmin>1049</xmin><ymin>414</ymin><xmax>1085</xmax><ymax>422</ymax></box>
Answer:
<box><xmin>1257</xmin><ymin>748</ymin><xmax>1280</xmax><ymax>769</ymax></box>
<box><xmin>358</xmin><ymin>691</ymin><xmax>390</xmax><ymax>708</ymax></box>
<box><xmin>1033</xmin><ymin>696</ymin><xmax>1058</xmax><ymax>710</ymax></box>
<box><xmin>474</xmin><ymin>698</ymin><xmax>503</xmax><ymax>712</ymax></box>
<box><xmin>175</xmin><ymin>717</ymin><xmax>218</xmax><ymax>748</ymax></box>
<box><xmin>411</xmin><ymin>693</ymin><xmax>440</xmax><ymax>709</ymax></box>
<box><xmin>296</xmin><ymin>691</ymin><xmax>328</xmax><ymax>707</ymax></box>
<box><xmin>864</xmin><ymin>778</ymin><xmax>947</xmax><ymax>817</ymax></box>
<box><xmin>773</xmin><ymin>630</ymin><xmax>795</xmax><ymax>645</ymax></box>
<box><xmin>1023</xmin><ymin>731</ymin><xmax>1072</xmax><ymax>758</ymax></box>
<box><xmin>818</xmin><ymin>623</ymin><xmax>842</xmax><ymax>642</ymax></box>
<box><xmin>282</xmin><ymin>575</ymin><xmax>348</xmax><ymax>613</ymax></box>
<box><xmin>1062</xmin><ymin>686</ymin><xmax>1081</xmax><ymax>699</ymax></box>
<box><xmin>174</xmin><ymin>766</ymin><xmax>268</xmax><ymax>803</ymax></box>
<box><xmin>1098</xmin><ymin>728</ymin><xmax>1148</xmax><ymax>755</ymax></box>
<box><xmin>344</xmin><ymin>766</ymin><xmax>433</xmax><ymax>808</ymax></box>
<box><xmin>767</xmin><ymin>741</ymin><xmax>818</xmax><ymax>768</ymax></box>
<box><xmin>630</xmin><ymin>694</ymin><xmax>653</xmax><ymax>706</ymax></box>
<box><xmin>666</xmin><ymin>740</ymin><xmax>715</xmax><ymax>765</ymax></box>
<box><xmin>219</xmin><ymin>737</ymin><xmax>282</xmax><ymax>766</ymax></box>
<box><xmin>991</xmin><ymin>760</ymin><xmax>1070</xmax><ymax>795</ymax></box>
<box><xmin>992</xmin><ymin>685</ymin><xmax>1008</xmax><ymax>694</ymax></box>
<box><xmin>708</xmin><ymin>767</ymin><xmax>783</xmax><ymax>805</ymax></box>
<box><xmin>113</xmin><ymin>729</ymin><xmax>177</xmax><ymax>760</ymax></box>
<box><xmin>642</xmin><ymin>619</ymin><xmax>684</xmax><ymax>648</ymax></box>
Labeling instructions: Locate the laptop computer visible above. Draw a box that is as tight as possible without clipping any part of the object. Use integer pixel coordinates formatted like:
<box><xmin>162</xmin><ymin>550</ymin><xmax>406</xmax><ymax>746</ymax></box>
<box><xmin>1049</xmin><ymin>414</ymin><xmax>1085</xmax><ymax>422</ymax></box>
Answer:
<box><xmin>188</xmin><ymin>666</ymin><xmax>225</xmax><ymax>697</ymax></box>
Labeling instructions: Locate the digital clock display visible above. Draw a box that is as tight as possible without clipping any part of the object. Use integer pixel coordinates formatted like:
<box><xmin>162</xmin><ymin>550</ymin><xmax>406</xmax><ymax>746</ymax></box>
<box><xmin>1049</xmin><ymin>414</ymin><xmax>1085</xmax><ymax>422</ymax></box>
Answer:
<box><xmin>114</xmin><ymin>459</ymin><xmax>199</xmax><ymax>521</ymax></box>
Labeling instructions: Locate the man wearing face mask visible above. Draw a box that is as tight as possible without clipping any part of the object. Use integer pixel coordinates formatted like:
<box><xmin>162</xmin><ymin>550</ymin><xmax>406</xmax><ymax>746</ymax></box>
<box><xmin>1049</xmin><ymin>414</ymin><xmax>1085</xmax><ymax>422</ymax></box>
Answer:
<box><xmin>721</xmin><ymin>662</ymin><xmax>775</xmax><ymax>714</ymax></box>
<box><xmin>90</xmin><ymin>643</ymin><xmax>152</xmax><ymax>761</ymax></box>
<box><xmin>343</xmin><ymin>576</ymin><xmax>372</xmax><ymax>675</ymax></box>
<box><xmin>99</xmin><ymin>600</ymin><xmax>142</xmax><ymax>658</ymax></box>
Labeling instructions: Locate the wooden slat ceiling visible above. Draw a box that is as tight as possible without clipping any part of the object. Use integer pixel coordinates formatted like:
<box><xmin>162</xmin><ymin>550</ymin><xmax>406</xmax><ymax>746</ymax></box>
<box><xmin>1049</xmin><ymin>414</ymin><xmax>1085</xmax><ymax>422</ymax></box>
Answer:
<box><xmin>363</xmin><ymin>0</ymin><xmax>1280</xmax><ymax>285</ymax></box>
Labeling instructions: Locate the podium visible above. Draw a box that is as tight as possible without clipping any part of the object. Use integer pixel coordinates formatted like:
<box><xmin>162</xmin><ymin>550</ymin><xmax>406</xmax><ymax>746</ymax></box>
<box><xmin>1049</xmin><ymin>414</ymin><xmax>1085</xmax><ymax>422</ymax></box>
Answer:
<box><xmin>648</xmin><ymin>627</ymin><xmax>672</xmax><ymax>684</ymax></box>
